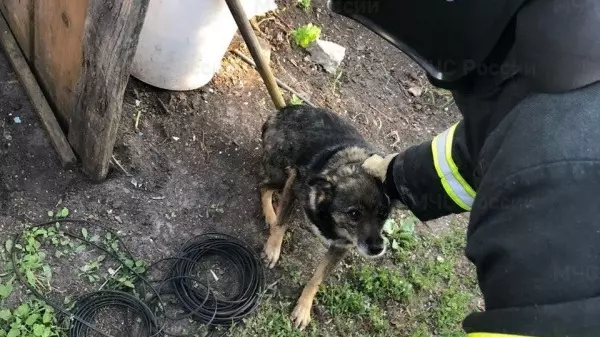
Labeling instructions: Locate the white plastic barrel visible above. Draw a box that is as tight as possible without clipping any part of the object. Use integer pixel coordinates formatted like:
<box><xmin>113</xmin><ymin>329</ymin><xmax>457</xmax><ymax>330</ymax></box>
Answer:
<box><xmin>131</xmin><ymin>0</ymin><xmax>277</xmax><ymax>91</ymax></box>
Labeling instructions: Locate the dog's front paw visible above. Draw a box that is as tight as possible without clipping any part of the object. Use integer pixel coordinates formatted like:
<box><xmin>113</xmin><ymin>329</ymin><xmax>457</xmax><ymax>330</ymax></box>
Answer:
<box><xmin>291</xmin><ymin>300</ymin><xmax>312</xmax><ymax>330</ymax></box>
<box><xmin>261</xmin><ymin>234</ymin><xmax>283</xmax><ymax>268</ymax></box>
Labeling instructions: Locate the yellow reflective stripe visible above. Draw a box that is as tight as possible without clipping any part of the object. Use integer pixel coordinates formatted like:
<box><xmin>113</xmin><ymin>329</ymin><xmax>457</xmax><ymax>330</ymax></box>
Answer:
<box><xmin>432</xmin><ymin>135</ymin><xmax>471</xmax><ymax>210</ymax></box>
<box><xmin>431</xmin><ymin>122</ymin><xmax>476</xmax><ymax>211</ymax></box>
<box><xmin>445</xmin><ymin>123</ymin><xmax>476</xmax><ymax>198</ymax></box>
<box><xmin>468</xmin><ymin>333</ymin><xmax>534</xmax><ymax>337</ymax></box>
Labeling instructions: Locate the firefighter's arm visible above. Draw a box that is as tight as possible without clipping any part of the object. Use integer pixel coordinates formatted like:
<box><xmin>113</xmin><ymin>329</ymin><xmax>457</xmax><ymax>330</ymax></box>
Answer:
<box><xmin>363</xmin><ymin>121</ymin><xmax>476</xmax><ymax>221</ymax></box>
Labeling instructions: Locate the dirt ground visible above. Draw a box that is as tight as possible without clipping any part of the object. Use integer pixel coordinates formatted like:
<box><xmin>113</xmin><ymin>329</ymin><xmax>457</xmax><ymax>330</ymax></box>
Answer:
<box><xmin>0</xmin><ymin>0</ymin><xmax>473</xmax><ymax>335</ymax></box>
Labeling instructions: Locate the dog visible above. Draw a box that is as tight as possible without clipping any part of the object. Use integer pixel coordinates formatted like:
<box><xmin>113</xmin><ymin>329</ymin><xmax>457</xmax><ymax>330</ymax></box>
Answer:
<box><xmin>259</xmin><ymin>104</ymin><xmax>393</xmax><ymax>330</ymax></box>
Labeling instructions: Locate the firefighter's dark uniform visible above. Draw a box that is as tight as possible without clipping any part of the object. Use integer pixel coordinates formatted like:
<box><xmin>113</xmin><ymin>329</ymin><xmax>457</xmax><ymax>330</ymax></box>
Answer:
<box><xmin>329</xmin><ymin>0</ymin><xmax>600</xmax><ymax>336</ymax></box>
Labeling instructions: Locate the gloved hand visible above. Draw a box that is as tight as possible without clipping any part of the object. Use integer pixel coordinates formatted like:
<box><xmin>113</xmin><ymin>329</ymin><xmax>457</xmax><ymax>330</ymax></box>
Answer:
<box><xmin>362</xmin><ymin>152</ymin><xmax>408</xmax><ymax>210</ymax></box>
<box><xmin>362</xmin><ymin>153</ymin><xmax>398</xmax><ymax>183</ymax></box>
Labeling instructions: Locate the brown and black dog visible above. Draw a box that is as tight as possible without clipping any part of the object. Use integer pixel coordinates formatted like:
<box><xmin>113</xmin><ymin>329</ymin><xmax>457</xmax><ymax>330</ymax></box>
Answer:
<box><xmin>259</xmin><ymin>104</ymin><xmax>393</xmax><ymax>329</ymax></box>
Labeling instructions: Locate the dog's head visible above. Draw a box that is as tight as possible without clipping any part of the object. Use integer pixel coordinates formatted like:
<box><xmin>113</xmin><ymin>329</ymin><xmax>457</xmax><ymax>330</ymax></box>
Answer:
<box><xmin>307</xmin><ymin>164</ymin><xmax>391</xmax><ymax>257</ymax></box>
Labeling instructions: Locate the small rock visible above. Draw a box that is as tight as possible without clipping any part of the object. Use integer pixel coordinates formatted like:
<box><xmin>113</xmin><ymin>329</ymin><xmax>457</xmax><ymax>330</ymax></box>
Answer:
<box><xmin>408</xmin><ymin>86</ymin><xmax>423</xmax><ymax>97</ymax></box>
<box><xmin>307</xmin><ymin>39</ymin><xmax>346</xmax><ymax>74</ymax></box>
<box><xmin>436</xmin><ymin>256</ymin><xmax>445</xmax><ymax>263</ymax></box>
<box><xmin>276</xmin><ymin>32</ymin><xmax>284</xmax><ymax>42</ymax></box>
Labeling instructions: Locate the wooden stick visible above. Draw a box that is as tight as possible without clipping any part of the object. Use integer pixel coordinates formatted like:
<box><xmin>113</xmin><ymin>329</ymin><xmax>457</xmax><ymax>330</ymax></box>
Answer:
<box><xmin>225</xmin><ymin>0</ymin><xmax>286</xmax><ymax>109</ymax></box>
<box><xmin>0</xmin><ymin>14</ymin><xmax>77</xmax><ymax>168</ymax></box>
<box><xmin>230</xmin><ymin>49</ymin><xmax>317</xmax><ymax>108</ymax></box>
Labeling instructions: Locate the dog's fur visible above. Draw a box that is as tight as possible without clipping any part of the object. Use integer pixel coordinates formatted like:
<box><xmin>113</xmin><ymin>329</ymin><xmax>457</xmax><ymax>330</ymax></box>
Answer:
<box><xmin>259</xmin><ymin>105</ymin><xmax>392</xmax><ymax>329</ymax></box>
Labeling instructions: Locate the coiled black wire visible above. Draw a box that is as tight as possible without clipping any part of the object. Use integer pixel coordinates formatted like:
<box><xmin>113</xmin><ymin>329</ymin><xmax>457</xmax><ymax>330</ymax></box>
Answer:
<box><xmin>168</xmin><ymin>233</ymin><xmax>264</xmax><ymax>326</ymax></box>
<box><xmin>9</xmin><ymin>220</ymin><xmax>265</xmax><ymax>337</ymax></box>
<box><xmin>69</xmin><ymin>291</ymin><xmax>159</xmax><ymax>337</ymax></box>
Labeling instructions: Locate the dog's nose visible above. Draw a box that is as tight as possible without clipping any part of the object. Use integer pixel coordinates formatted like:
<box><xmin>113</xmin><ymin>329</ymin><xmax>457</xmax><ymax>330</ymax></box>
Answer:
<box><xmin>366</xmin><ymin>237</ymin><xmax>385</xmax><ymax>256</ymax></box>
<box><xmin>368</xmin><ymin>243</ymin><xmax>384</xmax><ymax>255</ymax></box>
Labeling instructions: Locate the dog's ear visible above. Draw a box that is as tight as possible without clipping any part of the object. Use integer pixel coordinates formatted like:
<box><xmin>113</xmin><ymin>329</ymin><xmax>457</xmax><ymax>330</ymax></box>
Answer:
<box><xmin>308</xmin><ymin>175</ymin><xmax>335</xmax><ymax>209</ymax></box>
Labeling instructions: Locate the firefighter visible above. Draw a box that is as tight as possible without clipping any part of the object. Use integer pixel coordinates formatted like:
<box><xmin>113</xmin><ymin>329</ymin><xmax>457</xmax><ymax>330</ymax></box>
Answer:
<box><xmin>328</xmin><ymin>0</ymin><xmax>600</xmax><ymax>336</ymax></box>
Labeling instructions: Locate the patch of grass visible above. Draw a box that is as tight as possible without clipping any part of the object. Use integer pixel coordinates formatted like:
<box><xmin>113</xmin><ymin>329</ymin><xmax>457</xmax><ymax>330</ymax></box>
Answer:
<box><xmin>433</xmin><ymin>287</ymin><xmax>475</xmax><ymax>337</ymax></box>
<box><xmin>397</xmin><ymin>220</ymin><xmax>481</xmax><ymax>336</ymax></box>
<box><xmin>348</xmin><ymin>264</ymin><xmax>413</xmax><ymax>302</ymax></box>
<box><xmin>230</xmin><ymin>295</ymin><xmax>320</xmax><ymax>337</ymax></box>
<box><xmin>292</xmin><ymin>23</ymin><xmax>321</xmax><ymax>48</ymax></box>
<box><xmin>319</xmin><ymin>282</ymin><xmax>369</xmax><ymax>316</ymax></box>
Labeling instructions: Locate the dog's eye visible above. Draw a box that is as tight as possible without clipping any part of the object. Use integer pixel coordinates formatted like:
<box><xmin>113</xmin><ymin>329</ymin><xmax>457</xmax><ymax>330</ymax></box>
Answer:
<box><xmin>347</xmin><ymin>209</ymin><xmax>362</xmax><ymax>221</ymax></box>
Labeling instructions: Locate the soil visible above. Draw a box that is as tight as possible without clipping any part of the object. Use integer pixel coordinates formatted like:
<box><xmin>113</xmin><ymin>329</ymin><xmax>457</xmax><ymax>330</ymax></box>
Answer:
<box><xmin>0</xmin><ymin>0</ymin><xmax>467</xmax><ymax>335</ymax></box>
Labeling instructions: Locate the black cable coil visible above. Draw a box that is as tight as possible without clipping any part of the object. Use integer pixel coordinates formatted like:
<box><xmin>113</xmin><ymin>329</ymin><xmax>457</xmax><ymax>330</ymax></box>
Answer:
<box><xmin>69</xmin><ymin>291</ymin><xmax>159</xmax><ymax>337</ymax></box>
<box><xmin>168</xmin><ymin>233</ymin><xmax>265</xmax><ymax>326</ymax></box>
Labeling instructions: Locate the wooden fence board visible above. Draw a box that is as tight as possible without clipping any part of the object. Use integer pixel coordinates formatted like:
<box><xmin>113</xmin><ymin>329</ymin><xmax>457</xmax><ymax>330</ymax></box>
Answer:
<box><xmin>33</xmin><ymin>0</ymin><xmax>87</xmax><ymax>126</ymax></box>
<box><xmin>0</xmin><ymin>0</ymin><xmax>33</xmax><ymax>60</ymax></box>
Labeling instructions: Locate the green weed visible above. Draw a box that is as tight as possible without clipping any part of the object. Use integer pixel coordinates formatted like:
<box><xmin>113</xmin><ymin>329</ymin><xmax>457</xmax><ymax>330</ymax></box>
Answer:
<box><xmin>298</xmin><ymin>0</ymin><xmax>311</xmax><ymax>11</ymax></box>
<box><xmin>11</xmin><ymin>227</ymin><xmax>55</xmax><ymax>292</ymax></box>
<box><xmin>290</xmin><ymin>94</ymin><xmax>304</xmax><ymax>105</ymax></box>
<box><xmin>0</xmin><ymin>299</ymin><xmax>64</xmax><ymax>337</ymax></box>
<box><xmin>292</xmin><ymin>23</ymin><xmax>321</xmax><ymax>48</ymax></box>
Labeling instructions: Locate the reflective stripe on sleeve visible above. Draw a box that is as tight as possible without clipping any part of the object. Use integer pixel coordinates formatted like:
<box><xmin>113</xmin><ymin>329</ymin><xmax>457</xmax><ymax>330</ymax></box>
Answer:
<box><xmin>431</xmin><ymin>122</ymin><xmax>476</xmax><ymax>211</ymax></box>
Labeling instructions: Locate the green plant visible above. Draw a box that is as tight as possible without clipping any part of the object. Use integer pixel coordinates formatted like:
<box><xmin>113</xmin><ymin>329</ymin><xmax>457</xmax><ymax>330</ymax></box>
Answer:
<box><xmin>78</xmin><ymin>255</ymin><xmax>105</xmax><ymax>283</ymax></box>
<box><xmin>102</xmin><ymin>232</ymin><xmax>147</xmax><ymax>290</ymax></box>
<box><xmin>0</xmin><ymin>299</ymin><xmax>63</xmax><ymax>337</ymax></box>
<box><xmin>47</xmin><ymin>207</ymin><xmax>69</xmax><ymax>219</ymax></box>
<box><xmin>0</xmin><ymin>281</ymin><xmax>13</xmax><ymax>301</ymax></box>
<box><xmin>383</xmin><ymin>216</ymin><xmax>417</xmax><ymax>252</ymax></box>
<box><xmin>298</xmin><ymin>0</ymin><xmax>311</xmax><ymax>11</ymax></box>
<box><xmin>290</xmin><ymin>94</ymin><xmax>304</xmax><ymax>105</ymax></box>
<box><xmin>11</xmin><ymin>227</ymin><xmax>55</xmax><ymax>292</ymax></box>
<box><xmin>331</xmin><ymin>69</ymin><xmax>344</xmax><ymax>94</ymax></box>
<box><xmin>292</xmin><ymin>23</ymin><xmax>321</xmax><ymax>48</ymax></box>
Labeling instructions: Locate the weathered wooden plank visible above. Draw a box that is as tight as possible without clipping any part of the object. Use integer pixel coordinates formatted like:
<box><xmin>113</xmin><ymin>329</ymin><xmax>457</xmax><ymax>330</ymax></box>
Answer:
<box><xmin>0</xmin><ymin>14</ymin><xmax>76</xmax><ymax>167</ymax></box>
<box><xmin>0</xmin><ymin>0</ymin><xmax>33</xmax><ymax>60</ymax></box>
<box><xmin>33</xmin><ymin>0</ymin><xmax>88</xmax><ymax>126</ymax></box>
<box><xmin>68</xmin><ymin>0</ymin><xmax>150</xmax><ymax>181</ymax></box>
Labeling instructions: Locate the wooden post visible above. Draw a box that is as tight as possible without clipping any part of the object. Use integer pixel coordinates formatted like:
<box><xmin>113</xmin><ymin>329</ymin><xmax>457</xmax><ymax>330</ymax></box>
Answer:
<box><xmin>68</xmin><ymin>0</ymin><xmax>149</xmax><ymax>181</ymax></box>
